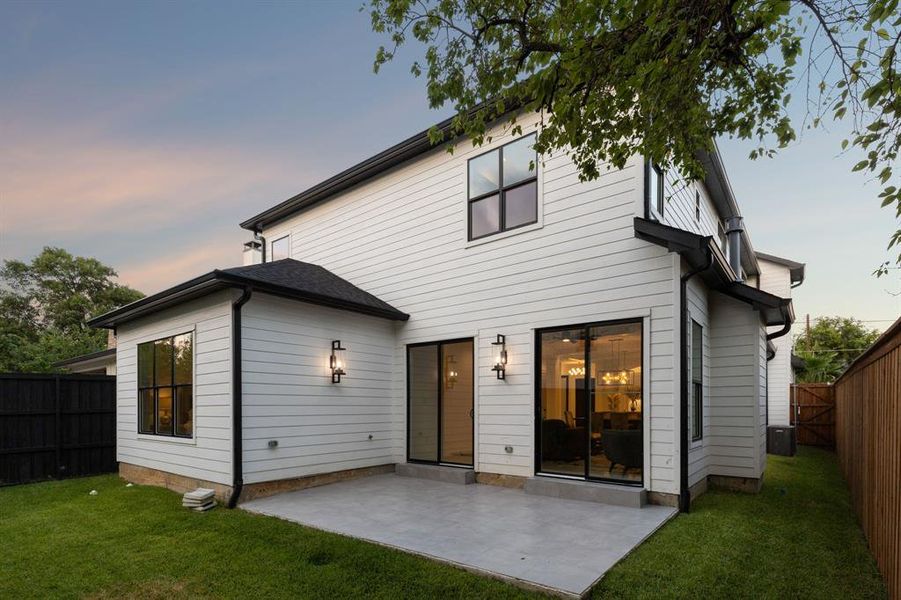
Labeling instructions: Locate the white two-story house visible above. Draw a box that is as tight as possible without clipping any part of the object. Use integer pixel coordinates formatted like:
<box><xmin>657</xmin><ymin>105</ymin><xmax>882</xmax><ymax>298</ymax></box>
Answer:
<box><xmin>90</xmin><ymin>112</ymin><xmax>799</xmax><ymax>512</ymax></box>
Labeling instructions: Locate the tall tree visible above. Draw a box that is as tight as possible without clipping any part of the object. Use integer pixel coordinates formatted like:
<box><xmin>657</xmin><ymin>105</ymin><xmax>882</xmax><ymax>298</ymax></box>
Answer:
<box><xmin>370</xmin><ymin>0</ymin><xmax>901</xmax><ymax>272</ymax></box>
<box><xmin>794</xmin><ymin>316</ymin><xmax>882</xmax><ymax>381</ymax></box>
<box><xmin>0</xmin><ymin>247</ymin><xmax>143</xmax><ymax>373</ymax></box>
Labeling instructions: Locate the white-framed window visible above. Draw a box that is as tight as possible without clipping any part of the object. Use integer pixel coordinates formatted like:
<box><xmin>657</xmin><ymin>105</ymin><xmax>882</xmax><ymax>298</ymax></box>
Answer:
<box><xmin>467</xmin><ymin>134</ymin><xmax>538</xmax><ymax>240</ymax></box>
<box><xmin>270</xmin><ymin>235</ymin><xmax>290</xmax><ymax>261</ymax></box>
<box><xmin>648</xmin><ymin>162</ymin><xmax>664</xmax><ymax>220</ymax></box>
<box><xmin>717</xmin><ymin>221</ymin><xmax>729</xmax><ymax>261</ymax></box>
<box><xmin>690</xmin><ymin>320</ymin><xmax>703</xmax><ymax>441</ymax></box>
<box><xmin>137</xmin><ymin>332</ymin><xmax>194</xmax><ymax>438</ymax></box>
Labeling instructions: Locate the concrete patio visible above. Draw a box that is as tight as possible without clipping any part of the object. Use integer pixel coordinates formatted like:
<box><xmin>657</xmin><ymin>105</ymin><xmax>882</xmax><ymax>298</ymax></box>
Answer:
<box><xmin>242</xmin><ymin>473</ymin><xmax>676</xmax><ymax>597</ymax></box>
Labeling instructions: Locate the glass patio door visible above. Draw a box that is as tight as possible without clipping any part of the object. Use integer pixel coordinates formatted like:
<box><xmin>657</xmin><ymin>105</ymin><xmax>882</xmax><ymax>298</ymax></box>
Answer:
<box><xmin>407</xmin><ymin>339</ymin><xmax>474</xmax><ymax>467</ymax></box>
<box><xmin>536</xmin><ymin>320</ymin><xmax>643</xmax><ymax>484</ymax></box>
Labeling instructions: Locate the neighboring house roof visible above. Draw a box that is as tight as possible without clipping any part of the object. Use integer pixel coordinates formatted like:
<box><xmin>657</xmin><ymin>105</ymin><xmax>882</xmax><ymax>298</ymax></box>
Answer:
<box><xmin>238</xmin><ymin>111</ymin><xmax>759</xmax><ymax>279</ymax></box>
<box><xmin>756</xmin><ymin>251</ymin><xmax>806</xmax><ymax>286</ymax></box>
<box><xmin>88</xmin><ymin>259</ymin><xmax>410</xmax><ymax>329</ymax></box>
<box><xmin>52</xmin><ymin>348</ymin><xmax>116</xmax><ymax>372</ymax></box>
<box><xmin>633</xmin><ymin>217</ymin><xmax>793</xmax><ymax>327</ymax></box>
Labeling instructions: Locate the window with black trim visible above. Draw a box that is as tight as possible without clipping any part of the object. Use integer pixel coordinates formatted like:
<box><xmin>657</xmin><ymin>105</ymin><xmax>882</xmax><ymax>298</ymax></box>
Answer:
<box><xmin>691</xmin><ymin>320</ymin><xmax>703</xmax><ymax>441</ymax></box>
<box><xmin>695</xmin><ymin>190</ymin><xmax>701</xmax><ymax>221</ymax></box>
<box><xmin>648</xmin><ymin>162</ymin><xmax>664</xmax><ymax>219</ymax></box>
<box><xmin>270</xmin><ymin>235</ymin><xmax>290</xmax><ymax>261</ymax></box>
<box><xmin>138</xmin><ymin>333</ymin><xmax>193</xmax><ymax>438</ymax></box>
<box><xmin>467</xmin><ymin>134</ymin><xmax>537</xmax><ymax>240</ymax></box>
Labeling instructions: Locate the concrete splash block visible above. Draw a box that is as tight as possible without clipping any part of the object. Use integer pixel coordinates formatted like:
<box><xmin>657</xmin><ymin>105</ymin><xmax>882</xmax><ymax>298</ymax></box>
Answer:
<box><xmin>395</xmin><ymin>463</ymin><xmax>475</xmax><ymax>485</ymax></box>
<box><xmin>524</xmin><ymin>476</ymin><xmax>646</xmax><ymax>508</ymax></box>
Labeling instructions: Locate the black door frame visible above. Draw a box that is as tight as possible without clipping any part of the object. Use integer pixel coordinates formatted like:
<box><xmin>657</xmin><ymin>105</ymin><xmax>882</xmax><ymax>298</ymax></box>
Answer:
<box><xmin>534</xmin><ymin>318</ymin><xmax>644</xmax><ymax>486</ymax></box>
<box><xmin>406</xmin><ymin>337</ymin><xmax>475</xmax><ymax>468</ymax></box>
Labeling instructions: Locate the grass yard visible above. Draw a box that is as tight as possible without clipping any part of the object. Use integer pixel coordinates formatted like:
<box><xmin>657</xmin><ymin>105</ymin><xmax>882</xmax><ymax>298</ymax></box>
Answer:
<box><xmin>594</xmin><ymin>447</ymin><xmax>887</xmax><ymax>598</ymax></box>
<box><xmin>0</xmin><ymin>447</ymin><xmax>887</xmax><ymax>599</ymax></box>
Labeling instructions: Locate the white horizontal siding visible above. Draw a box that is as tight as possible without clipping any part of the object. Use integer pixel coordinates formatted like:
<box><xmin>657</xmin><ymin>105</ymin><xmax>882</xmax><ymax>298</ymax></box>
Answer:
<box><xmin>686</xmin><ymin>274</ymin><xmax>711</xmax><ymax>488</ymax></box>
<box><xmin>262</xmin><ymin>113</ymin><xmax>679</xmax><ymax>494</ymax></box>
<box><xmin>115</xmin><ymin>291</ymin><xmax>233</xmax><ymax>485</ymax></box>
<box><xmin>758</xmin><ymin>258</ymin><xmax>794</xmax><ymax>425</ymax></box>
<box><xmin>708</xmin><ymin>293</ymin><xmax>765</xmax><ymax>480</ymax></box>
<box><xmin>660</xmin><ymin>166</ymin><xmax>721</xmax><ymax>239</ymax></box>
<box><xmin>240</xmin><ymin>294</ymin><xmax>397</xmax><ymax>485</ymax></box>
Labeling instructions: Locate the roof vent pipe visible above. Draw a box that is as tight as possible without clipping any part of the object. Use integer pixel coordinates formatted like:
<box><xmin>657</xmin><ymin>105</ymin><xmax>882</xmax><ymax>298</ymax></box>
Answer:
<box><xmin>724</xmin><ymin>216</ymin><xmax>744</xmax><ymax>281</ymax></box>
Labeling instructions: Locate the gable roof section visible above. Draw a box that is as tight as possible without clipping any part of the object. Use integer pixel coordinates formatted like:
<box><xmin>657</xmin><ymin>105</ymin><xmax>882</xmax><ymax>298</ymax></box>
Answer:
<box><xmin>756</xmin><ymin>251</ymin><xmax>806</xmax><ymax>285</ymax></box>
<box><xmin>634</xmin><ymin>217</ymin><xmax>793</xmax><ymax>327</ymax></box>
<box><xmin>239</xmin><ymin>108</ymin><xmax>761</xmax><ymax>268</ymax></box>
<box><xmin>240</xmin><ymin>112</ymin><xmax>463</xmax><ymax>232</ymax></box>
<box><xmin>88</xmin><ymin>259</ymin><xmax>409</xmax><ymax>329</ymax></box>
<box><xmin>52</xmin><ymin>348</ymin><xmax>116</xmax><ymax>369</ymax></box>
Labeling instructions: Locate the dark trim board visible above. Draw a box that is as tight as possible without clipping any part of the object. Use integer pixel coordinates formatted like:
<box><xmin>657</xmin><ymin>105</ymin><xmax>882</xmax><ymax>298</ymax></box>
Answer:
<box><xmin>406</xmin><ymin>338</ymin><xmax>475</xmax><ymax>469</ymax></box>
<box><xmin>89</xmin><ymin>259</ymin><xmax>410</xmax><ymax>329</ymax></box>
<box><xmin>533</xmin><ymin>318</ymin><xmax>645</xmax><ymax>488</ymax></box>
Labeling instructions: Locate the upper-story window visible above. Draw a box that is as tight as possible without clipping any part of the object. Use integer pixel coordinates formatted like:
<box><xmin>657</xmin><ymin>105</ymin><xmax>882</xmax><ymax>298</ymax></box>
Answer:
<box><xmin>137</xmin><ymin>333</ymin><xmax>193</xmax><ymax>438</ymax></box>
<box><xmin>270</xmin><ymin>235</ymin><xmax>290</xmax><ymax>261</ymax></box>
<box><xmin>647</xmin><ymin>161</ymin><xmax>664</xmax><ymax>220</ymax></box>
<box><xmin>468</xmin><ymin>134</ymin><xmax>537</xmax><ymax>240</ymax></box>
<box><xmin>717</xmin><ymin>221</ymin><xmax>729</xmax><ymax>261</ymax></box>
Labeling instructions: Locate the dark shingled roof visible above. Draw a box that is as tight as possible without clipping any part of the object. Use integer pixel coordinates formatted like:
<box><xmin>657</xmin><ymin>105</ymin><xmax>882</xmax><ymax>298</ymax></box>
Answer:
<box><xmin>89</xmin><ymin>259</ymin><xmax>409</xmax><ymax>328</ymax></box>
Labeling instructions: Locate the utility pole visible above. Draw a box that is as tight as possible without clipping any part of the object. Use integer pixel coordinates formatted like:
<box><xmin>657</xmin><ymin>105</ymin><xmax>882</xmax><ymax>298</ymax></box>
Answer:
<box><xmin>806</xmin><ymin>314</ymin><xmax>810</xmax><ymax>349</ymax></box>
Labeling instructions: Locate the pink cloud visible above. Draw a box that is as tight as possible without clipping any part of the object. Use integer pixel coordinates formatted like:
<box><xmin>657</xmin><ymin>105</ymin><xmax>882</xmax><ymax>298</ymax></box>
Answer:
<box><xmin>115</xmin><ymin>230</ymin><xmax>245</xmax><ymax>294</ymax></box>
<box><xmin>0</xmin><ymin>135</ymin><xmax>292</xmax><ymax>236</ymax></box>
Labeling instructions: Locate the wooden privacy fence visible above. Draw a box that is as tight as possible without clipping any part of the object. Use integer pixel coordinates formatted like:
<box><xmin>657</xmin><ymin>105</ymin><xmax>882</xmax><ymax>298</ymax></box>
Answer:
<box><xmin>834</xmin><ymin>318</ymin><xmax>901</xmax><ymax>599</ymax></box>
<box><xmin>790</xmin><ymin>383</ymin><xmax>836</xmax><ymax>448</ymax></box>
<box><xmin>0</xmin><ymin>373</ymin><xmax>116</xmax><ymax>486</ymax></box>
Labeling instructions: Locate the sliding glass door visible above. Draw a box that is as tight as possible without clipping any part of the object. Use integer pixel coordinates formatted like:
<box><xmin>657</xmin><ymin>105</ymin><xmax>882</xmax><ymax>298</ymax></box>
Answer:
<box><xmin>407</xmin><ymin>339</ymin><xmax>474</xmax><ymax>467</ymax></box>
<box><xmin>536</xmin><ymin>320</ymin><xmax>643</xmax><ymax>484</ymax></box>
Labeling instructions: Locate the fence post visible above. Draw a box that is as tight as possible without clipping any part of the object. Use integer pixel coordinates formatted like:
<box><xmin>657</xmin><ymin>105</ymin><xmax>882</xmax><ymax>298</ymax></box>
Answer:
<box><xmin>54</xmin><ymin>375</ymin><xmax>62</xmax><ymax>479</ymax></box>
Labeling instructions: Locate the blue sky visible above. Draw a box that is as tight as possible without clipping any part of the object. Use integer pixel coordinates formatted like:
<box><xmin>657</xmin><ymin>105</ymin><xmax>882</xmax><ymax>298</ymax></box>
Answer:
<box><xmin>1</xmin><ymin>1</ymin><xmax>898</xmax><ymax>330</ymax></box>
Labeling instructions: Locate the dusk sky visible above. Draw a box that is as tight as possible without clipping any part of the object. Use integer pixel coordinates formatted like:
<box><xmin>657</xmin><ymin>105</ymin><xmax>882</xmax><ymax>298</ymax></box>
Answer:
<box><xmin>1</xmin><ymin>1</ymin><xmax>898</xmax><ymax>331</ymax></box>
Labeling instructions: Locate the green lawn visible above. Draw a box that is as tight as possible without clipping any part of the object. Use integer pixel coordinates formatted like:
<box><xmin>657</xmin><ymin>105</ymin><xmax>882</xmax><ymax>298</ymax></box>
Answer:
<box><xmin>594</xmin><ymin>447</ymin><xmax>886</xmax><ymax>599</ymax></box>
<box><xmin>0</xmin><ymin>448</ymin><xmax>886</xmax><ymax>599</ymax></box>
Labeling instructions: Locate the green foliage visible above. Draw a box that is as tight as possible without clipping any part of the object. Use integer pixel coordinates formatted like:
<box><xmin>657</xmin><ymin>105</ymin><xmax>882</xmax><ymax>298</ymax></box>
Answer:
<box><xmin>370</xmin><ymin>0</ymin><xmax>901</xmax><ymax>271</ymax></box>
<box><xmin>0</xmin><ymin>450</ymin><xmax>885</xmax><ymax>598</ymax></box>
<box><xmin>0</xmin><ymin>247</ymin><xmax>143</xmax><ymax>373</ymax></box>
<box><xmin>795</xmin><ymin>348</ymin><xmax>842</xmax><ymax>382</ymax></box>
<box><xmin>794</xmin><ymin>316</ymin><xmax>882</xmax><ymax>381</ymax></box>
<box><xmin>595</xmin><ymin>448</ymin><xmax>886</xmax><ymax>598</ymax></box>
<box><xmin>0</xmin><ymin>475</ymin><xmax>533</xmax><ymax>599</ymax></box>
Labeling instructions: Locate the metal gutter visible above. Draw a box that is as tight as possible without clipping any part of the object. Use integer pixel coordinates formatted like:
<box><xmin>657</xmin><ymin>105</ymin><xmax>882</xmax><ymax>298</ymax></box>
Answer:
<box><xmin>239</xmin><ymin>103</ymin><xmax>512</xmax><ymax>231</ymax></box>
<box><xmin>227</xmin><ymin>286</ymin><xmax>253</xmax><ymax>509</ymax></box>
<box><xmin>88</xmin><ymin>267</ymin><xmax>409</xmax><ymax>330</ymax></box>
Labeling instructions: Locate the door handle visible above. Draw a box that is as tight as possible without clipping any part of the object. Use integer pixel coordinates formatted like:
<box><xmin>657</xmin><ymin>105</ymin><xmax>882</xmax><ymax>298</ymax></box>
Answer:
<box><xmin>469</xmin><ymin>408</ymin><xmax>474</xmax><ymax>419</ymax></box>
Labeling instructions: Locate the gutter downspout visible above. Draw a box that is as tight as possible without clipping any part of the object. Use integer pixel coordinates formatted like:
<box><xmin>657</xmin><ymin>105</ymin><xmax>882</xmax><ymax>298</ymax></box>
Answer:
<box><xmin>227</xmin><ymin>286</ymin><xmax>253</xmax><ymax>509</ymax></box>
<box><xmin>766</xmin><ymin>314</ymin><xmax>792</xmax><ymax>341</ymax></box>
<box><xmin>679</xmin><ymin>249</ymin><xmax>713</xmax><ymax>513</ymax></box>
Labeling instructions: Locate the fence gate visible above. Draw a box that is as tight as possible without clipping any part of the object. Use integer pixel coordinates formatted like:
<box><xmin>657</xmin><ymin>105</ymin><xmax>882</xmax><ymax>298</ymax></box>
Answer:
<box><xmin>790</xmin><ymin>383</ymin><xmax>836</xmax><ymax>448</ymax></box>
<box><xmin>0</xmin><ymin>373</ymin><xmax>116</xmax><ymax>486</ymax></box>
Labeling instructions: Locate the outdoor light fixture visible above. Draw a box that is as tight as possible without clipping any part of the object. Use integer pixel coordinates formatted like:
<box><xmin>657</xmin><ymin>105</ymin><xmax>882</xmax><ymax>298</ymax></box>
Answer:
<box><xmin>330</xmin><ymin>340</ymin><xmax>346</xmax><ymax>383</ymax></box>
<box><xmin>491</xmin><ymin>334</ymin><xmax>507</xmax><ymax>380</ymax></box>
<box><xmin>445</xmin><ymin>354</ymin><xmax>458</xmax><ymax>389</ymax></box>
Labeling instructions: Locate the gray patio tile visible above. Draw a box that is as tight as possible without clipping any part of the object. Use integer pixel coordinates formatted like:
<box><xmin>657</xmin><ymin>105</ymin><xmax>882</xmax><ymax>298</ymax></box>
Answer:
<box><xmin>242</xmin><ymin>473</ymin><xmax>675</xmax><ymax>597</ymax></box>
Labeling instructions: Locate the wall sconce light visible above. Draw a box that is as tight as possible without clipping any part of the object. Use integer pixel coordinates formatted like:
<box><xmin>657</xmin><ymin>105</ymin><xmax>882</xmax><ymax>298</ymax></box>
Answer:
<box><xmin>445</xmin><ymin>354</ymin><xmax>458</xmax><ymax>389</ymax></box>
<box><xmin>491</xmin><ymin>334</ymin><xmax>507</xmax><ymax>380</ymax></box>
<box><xmin>330</xmin><ymin>340</ymin><xmax>346</xmax><ymax>383</ymax></box>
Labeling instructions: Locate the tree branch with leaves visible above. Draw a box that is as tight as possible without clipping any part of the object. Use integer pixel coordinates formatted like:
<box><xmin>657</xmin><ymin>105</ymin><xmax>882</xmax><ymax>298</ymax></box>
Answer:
<box><xmin>370</xmin><ymin>0</ymin><xmax>901</xmax><ymax>272</ymax></box>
